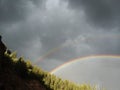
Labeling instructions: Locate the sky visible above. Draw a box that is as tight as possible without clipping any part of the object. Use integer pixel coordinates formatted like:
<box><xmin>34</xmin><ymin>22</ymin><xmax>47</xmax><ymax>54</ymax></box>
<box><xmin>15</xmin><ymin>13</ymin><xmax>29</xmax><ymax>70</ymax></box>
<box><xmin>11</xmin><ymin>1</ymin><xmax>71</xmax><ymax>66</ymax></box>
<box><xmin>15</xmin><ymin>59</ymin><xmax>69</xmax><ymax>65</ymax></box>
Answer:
<box><xmin>52</xmin><ymin>56</ymin><xmax>120</xmax><ymax>90</ymax></box>
<box><xmin>0</xmin><ymin>0</ymin><xmax>120</xmax><ymax>71</ymax></box>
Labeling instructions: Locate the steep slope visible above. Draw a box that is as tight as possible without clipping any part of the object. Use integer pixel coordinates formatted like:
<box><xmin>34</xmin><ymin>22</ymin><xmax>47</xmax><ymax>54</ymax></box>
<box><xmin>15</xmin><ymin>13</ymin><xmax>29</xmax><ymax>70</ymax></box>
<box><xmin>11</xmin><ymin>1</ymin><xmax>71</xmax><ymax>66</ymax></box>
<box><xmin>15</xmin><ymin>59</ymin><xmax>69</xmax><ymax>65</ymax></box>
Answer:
<box><xmin>0</xmin><ymin>36</ymin><xmax>100</xmax><ymax>90</ymax></box>
<box><xmin>0</xmin><ymin>54</ymin><xmax>47</xmax><ymax>90</ymax></box>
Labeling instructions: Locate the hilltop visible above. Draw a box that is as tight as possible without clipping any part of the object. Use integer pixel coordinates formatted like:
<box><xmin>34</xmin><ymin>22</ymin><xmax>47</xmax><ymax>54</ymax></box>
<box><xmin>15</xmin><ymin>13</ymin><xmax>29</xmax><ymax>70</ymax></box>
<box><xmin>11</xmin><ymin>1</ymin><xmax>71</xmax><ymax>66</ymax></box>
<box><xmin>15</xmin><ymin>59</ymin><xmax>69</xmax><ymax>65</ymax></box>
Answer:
<box><xmin>0</xmin><ymin>36</ymin><xmax>99</xmax><ymax>90</ymax></box>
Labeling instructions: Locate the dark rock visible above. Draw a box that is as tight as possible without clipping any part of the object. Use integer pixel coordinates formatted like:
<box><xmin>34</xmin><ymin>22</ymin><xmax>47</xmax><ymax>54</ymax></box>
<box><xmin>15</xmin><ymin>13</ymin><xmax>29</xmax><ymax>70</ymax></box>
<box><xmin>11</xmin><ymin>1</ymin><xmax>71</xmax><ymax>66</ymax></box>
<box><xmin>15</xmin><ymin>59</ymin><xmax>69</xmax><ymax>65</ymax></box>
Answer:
<box><xmin>0</xmin><ymin>35</ymin><xmax>7</xmax><ymax>57</ymax></box>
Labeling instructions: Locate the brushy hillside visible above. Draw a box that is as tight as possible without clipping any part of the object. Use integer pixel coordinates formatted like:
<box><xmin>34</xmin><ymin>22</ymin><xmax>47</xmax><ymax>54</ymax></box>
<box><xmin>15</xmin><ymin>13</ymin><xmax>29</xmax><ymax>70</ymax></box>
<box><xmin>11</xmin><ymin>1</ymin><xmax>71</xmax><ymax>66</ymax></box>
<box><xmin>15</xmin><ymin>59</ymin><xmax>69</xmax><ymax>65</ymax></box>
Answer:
<box><xmin>0</xmin><ymin>51</ymin><xmax>105</xmax><ymax>90</ymax></box>
<box><xmin>0</xmin><ymin>39</ymin><xmax>104</xmax><ymax>90</ymax></box>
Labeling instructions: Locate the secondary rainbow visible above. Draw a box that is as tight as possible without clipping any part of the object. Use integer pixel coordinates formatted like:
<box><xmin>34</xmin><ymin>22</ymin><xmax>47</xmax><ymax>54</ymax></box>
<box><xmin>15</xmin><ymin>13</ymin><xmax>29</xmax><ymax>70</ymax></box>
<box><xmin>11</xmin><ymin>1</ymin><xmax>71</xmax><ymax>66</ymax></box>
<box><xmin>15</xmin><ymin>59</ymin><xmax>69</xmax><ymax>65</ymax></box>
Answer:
<box><xmin>34</xmin><ymin>33</ymin><xmax>120</xmax><ymax>64</ymax></box>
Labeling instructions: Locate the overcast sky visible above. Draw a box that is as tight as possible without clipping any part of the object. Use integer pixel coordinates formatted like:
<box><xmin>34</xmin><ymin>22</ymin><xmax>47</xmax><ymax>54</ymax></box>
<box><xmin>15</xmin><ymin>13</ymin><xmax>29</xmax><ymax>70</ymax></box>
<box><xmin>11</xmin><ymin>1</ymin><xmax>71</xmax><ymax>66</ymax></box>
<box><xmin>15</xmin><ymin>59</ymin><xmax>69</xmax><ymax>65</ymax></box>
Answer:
<box><xmin>0</xmin><ymin>0</ymin><xmax>120</xmax><ymax>71</ymax></box>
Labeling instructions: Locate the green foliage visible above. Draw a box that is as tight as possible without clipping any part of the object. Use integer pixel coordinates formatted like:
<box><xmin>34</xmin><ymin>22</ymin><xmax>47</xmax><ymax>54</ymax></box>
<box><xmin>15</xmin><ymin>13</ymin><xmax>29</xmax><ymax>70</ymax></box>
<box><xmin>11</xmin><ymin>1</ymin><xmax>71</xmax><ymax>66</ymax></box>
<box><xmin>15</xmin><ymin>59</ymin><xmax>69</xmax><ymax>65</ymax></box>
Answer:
<box><xmin>4</xmin><ymin>51</ymin><xmax>104</xmax><ymax>90</ymax></box>
<box><xmin>43</xmin><ymin>73</ymin><xmax>100</xmax><ymax>90</ymax></box>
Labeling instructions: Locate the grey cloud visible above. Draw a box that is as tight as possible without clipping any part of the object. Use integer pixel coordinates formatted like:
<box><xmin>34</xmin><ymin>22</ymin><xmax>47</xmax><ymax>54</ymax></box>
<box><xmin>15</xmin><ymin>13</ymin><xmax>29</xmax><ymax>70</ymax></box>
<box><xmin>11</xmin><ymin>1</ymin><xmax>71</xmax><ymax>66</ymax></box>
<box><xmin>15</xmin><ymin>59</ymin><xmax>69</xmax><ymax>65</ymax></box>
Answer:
<box><xmin>4</xmin><ymin>29</ymin><xmax>42</xmax><ymax>60</ymax></box>
<box><xmin>0</xmin><ymin>0</ymin><xmax>45</xmax><ymax>24</ymax></box>
<box><xmin>0</xmin><ymin>0</ymin><xmax>120</xmax><ymax>71</ymax></box>
<box><xmin>30</xmin><ymin>0</ymin><xmax>46</xmax><ymax>6</ymax></box>
<box><xmin>68</xmin><ymin>0</ymin><xmax>120</xmax><ymax>28</ymax></box>
<box><xmin>84</xmin><ymin>32</ymin><xmax>120</xmax><ymax>55</ymax></box>
<box><xmin>0</xmin><ymin>10</ymin><xmax>72</xmax><ymax>61</ymax></box>
<box><xmin>62</xmin><ymin>30</ymin><xmax>120</xmax><ymax>57</ymax></box>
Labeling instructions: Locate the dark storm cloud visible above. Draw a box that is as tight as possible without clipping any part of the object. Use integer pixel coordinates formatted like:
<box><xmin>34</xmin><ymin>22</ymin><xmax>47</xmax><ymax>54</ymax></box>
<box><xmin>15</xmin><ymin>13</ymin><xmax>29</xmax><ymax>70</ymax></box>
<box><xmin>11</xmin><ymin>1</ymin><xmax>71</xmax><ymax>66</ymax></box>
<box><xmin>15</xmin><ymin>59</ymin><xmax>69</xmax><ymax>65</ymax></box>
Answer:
<box><xmin>0</xmin><ymin>5</ymin><xmax>75</xmax><ymax>61</ymax></box>
<box><xmin>0</xmin><ymin>0</ymin><xmax>45</xmax><ymax>24</ymax></box>
<box><xmin>1</xmin><ymin>0</ymin><xmax>120</xmax><ymax>71</ymax></box>
<box><xmin>68</xmin><ymin>0</ymin><xmax>120</xmax><ymax>28</ymax></box>
<box><xmin>0</xmin><ymin>0</ymin><xmax>46</xmax><ymax>60</ymax></box>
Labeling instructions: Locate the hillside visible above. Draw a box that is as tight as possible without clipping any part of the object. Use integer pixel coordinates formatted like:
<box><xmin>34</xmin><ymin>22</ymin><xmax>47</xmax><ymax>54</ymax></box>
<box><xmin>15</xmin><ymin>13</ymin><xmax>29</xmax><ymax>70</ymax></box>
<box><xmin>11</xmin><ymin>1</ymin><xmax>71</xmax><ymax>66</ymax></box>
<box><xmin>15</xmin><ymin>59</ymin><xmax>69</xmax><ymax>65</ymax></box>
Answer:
<box><xmin>0</xmin><ymin>37</ymin><xmax>100</xmax><ymax>90</ymax></box>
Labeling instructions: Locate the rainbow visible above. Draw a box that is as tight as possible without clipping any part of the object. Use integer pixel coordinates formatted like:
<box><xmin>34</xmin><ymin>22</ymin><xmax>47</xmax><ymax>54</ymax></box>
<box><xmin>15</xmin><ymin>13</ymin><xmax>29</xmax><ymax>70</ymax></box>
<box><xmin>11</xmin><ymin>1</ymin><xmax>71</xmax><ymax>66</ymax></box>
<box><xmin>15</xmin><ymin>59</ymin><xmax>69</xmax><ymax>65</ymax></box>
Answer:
<box><xmin>34</xmin><ymin>44</ymin><xmax>64</xmax><ymax>64</ymax></box>
<box><xmin>50</xmin><ymin>55</ymin><xmax>120</xmax><ymax>74</ymax></box>
<box><xmin>34</xmin><ymin>33</ymin><xmax>120</xmax><ymax>64</ymax></box>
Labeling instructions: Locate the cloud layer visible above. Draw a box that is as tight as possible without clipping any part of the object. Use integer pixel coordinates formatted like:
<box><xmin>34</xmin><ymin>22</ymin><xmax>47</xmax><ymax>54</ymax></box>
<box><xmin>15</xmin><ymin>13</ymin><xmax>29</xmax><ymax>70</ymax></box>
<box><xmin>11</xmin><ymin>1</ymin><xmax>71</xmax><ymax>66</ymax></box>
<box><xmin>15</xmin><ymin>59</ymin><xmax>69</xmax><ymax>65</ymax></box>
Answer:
<box><xmin>0</xmin><ymin>0</ymin><xmax>46</xmax><ymax>24</ymax></box>
<box><xmin>0</xmin><ymin>0</ymin><xmax>120</xmax><ymax>71</ymax></box>
<box><xmin>68</xmin><ymin>0</ymin><xmax>120</xmax><ymax>28</ymax></box>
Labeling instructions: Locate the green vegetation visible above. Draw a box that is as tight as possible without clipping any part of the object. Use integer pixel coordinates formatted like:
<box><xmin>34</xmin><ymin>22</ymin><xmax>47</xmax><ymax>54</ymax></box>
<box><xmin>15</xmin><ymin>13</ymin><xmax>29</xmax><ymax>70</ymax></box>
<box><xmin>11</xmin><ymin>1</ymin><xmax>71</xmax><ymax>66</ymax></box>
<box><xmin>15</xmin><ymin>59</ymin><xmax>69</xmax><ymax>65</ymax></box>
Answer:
<box><xmin>3</xmin><ymin>51</ymin><xmax>104</xmax><ymax>90</ymax></box>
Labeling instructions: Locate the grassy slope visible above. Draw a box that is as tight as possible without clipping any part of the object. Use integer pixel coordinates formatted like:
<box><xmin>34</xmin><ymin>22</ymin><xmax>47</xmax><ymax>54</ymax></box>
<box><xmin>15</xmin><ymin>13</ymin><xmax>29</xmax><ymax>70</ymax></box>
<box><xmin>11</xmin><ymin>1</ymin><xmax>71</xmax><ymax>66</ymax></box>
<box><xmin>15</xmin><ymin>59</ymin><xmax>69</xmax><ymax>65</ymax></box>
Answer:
<box><xmin>0</xmin><ymin>51</ymin><xmax>103</xmax><ymax>90</ymax></box>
